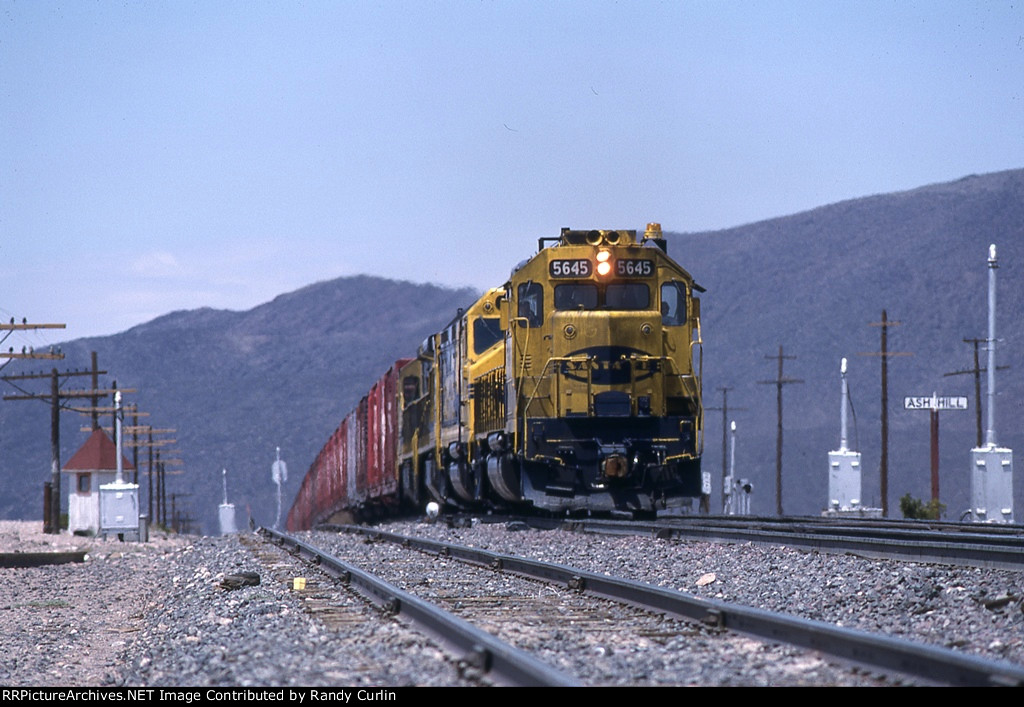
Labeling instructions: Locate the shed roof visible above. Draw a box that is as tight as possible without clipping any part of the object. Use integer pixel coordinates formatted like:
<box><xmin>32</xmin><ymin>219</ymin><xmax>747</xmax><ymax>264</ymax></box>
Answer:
<box><xmin>62</xmin><ymin>428</ymin><xmax>135</xmax><ymax>472</ymax></box>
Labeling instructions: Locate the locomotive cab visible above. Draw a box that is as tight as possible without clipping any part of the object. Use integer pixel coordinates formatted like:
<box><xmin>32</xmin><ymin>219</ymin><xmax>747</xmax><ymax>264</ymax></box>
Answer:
<box><xmin>492</xmin><ymin>223</ymin><xmax>704</xmax><ymax>514</ymax></box>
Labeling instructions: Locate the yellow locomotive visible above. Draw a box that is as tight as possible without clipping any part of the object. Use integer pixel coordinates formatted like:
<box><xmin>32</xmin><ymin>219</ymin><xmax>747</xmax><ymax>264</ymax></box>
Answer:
<box><xmin>396</xmin><ymin>223</ymin><xmax>705</xmax><ymax>516</ymax></box>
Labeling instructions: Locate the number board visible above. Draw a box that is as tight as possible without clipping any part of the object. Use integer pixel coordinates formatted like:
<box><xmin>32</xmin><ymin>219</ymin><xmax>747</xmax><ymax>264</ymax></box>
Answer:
<box><xmin>616</xmin><ymin>259</ymin><xmax>654</xmax><ymax>277</ymax></box>
<box><xmin>549</xmin><ymin>259</ymin><xmax>593</xmax><ymax>278</ymax></box>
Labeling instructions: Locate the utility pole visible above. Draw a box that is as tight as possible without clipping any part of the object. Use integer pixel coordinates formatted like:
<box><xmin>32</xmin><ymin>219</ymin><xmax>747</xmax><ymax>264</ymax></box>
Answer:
<box><xmin>859</xmin><ymin>310</ymin><xmax>912</xmax><ymax>517</ymax></box>
<box><xmin>171</xmin><ymin>493</ymin><xmax>192</xmax><ymax>534</ymax></box>
<box><xmin>758</xmin><ymin>345</ymin><xmax>803</xmax><ymax>516</ymax></box>
<box><xmin>706</xmin><ymin>387</ymin><xmax>746</xmax><ymax>513</ymax></box>
<box><xmin>118</xmin><ymin>432</ymin><xmax>176</xmax><ymax>525</ymax></box>
<box><xmin>944</xmin><ymin>337</ymin><xmax>1009</xmax><ymax>448</ymax></box>
<box><xmin>90</xmin><ymin>352</ymin><xmax>99</xmax><ymax>430</ymax></box>
<box><xmin>1</xmin><ymin>361</ymin><xmax>125</xmax><ymax>534</ymax></box>
<box><xmin>156</xmin><ymin>449</ymin><xmax>163</xmax><ymax>526</ymax></box>
<box><xmin>0</xmin><ymin>320</ymin><xmax>66</xmax><ymax>372</ymax></box>
<box><xmin>49</xmin><ymin>371</ymin><xmax>58</xmax><ymax>532</ymax></box>
<box><xmin>161</xmin><ymin>451</ymin><xmax>183</xmax><ymax>528</ymax></box>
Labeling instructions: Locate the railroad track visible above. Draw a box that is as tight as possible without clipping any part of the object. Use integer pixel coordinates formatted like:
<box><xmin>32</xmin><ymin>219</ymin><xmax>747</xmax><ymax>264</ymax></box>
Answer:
<box><xmin>508</xmin><ymin>514</ymin><xmax>1024</xmax><ymax>571</ymax></box>
<box><xmin>266</xmin><ymin>526</ymin><xmax>1024</xmax><ymax>687</ymax></box>
<box><xmin>260</xmin><ymin>527</ymin><xmax>579</xmax><ymax>686</ymax></box>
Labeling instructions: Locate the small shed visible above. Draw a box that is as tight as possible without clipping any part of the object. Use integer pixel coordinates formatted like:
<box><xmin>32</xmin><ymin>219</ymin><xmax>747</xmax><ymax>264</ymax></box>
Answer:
<box><xmin>62</xmin><ymin>429</ymin><xmax>135</xmax><ymax>535</ymax></box>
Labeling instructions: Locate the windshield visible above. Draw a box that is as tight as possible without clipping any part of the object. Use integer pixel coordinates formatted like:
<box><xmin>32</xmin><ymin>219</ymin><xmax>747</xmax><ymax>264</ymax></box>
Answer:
<box><xmin>553</xmin><ymin>283</ymin><xmax>650</xmax><ymax>311</ymax></box>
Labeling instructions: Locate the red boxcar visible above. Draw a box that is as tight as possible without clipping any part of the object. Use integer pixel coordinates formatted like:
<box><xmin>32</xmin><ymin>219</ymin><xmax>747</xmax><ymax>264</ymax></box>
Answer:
<box><xmin>367</xmin><ymin>359</ymin><xmax>410</xmax><ymax>505</ymax></box>
<box><xmin>288</xmin><ymin>358</ymin><xmax>414</xmax><ymax>530</ymax></box>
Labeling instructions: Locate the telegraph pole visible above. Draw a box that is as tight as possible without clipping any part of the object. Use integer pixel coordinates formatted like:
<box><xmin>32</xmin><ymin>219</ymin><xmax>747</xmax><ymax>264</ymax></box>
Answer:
<box><xmin>2</xmin><ymin>357</ymin><xmax>126</xmax><ymax>533</ymax></box>
<box><xmin>859</xmin><ymin>310</ymin><xmax>912</xmax><ymax>517</ymax></box>
<box><xmin>706</xmin><ymin>387</ymin><xmax>746</xmax><ymax>512</ymax></box>
<box><xmin>944</xmin><ymin>337</ymin><xmax>1009</xmax><ymax>448</ymax></box>
<box><xmin>171</xmin><ymin>493</ymin><xmax>193</xmax><ymax>534</ymax></box>
<box><xmin>758</xmin><ymin>345</ymin><xmax>803</xmax><ymax>516</ymax></box>
<box><xmin>0</xmin><ymin>320</ymin><xmax>66</xmax><ymax>373</ymax></box>
<box><xmin>91</xmin><ymin>351</ymin><xmax>99</xmax><ymax>430</ymax></box>
<box><xmin>49</xmin><ymin>370</ymin><xmax>58</xmax><ymax>531</ymax></box>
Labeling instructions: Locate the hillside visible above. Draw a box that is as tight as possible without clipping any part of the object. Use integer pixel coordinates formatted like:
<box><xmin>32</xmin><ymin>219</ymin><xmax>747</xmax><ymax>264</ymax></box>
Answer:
<box><xmin>1</xmin><ymin>169</ymin><xmax>1022</xmax><ymax>530</ymax></box>
<box><xmin>0</xmin><ymin>276</ymin><xmax>477</xmax><ymax>532</ymax></box>
<box><xmin>672</xmin><ymin>168</ymin><xmax>1024</xmax><ymax>517</ymax></box>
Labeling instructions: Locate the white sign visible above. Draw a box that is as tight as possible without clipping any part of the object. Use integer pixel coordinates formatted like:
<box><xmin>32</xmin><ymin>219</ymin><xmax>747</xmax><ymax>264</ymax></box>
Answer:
<box><xmin>904</xmin><ymin>395</ymin><xmax>968</xmax><ymax>411</ymax></box>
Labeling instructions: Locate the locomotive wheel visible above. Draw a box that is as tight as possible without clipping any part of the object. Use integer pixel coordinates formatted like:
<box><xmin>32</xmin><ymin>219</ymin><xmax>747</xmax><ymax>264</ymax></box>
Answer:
<box><xmin>448</xmin><ymin>459</ymin><xmax>480</xmax><ymax>502</ymax></box>
<box><xmin>486</xmin><ymin>453</ymin><xmax>522</xmax><ymax>502</ymax></box>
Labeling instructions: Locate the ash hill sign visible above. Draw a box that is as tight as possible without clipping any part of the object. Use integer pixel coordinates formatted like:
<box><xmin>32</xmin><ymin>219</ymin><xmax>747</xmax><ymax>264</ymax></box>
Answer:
<box><xmin>903</xmin><ymin>396</ymin><xmax>968</xmax><ymax>411</ymax></box>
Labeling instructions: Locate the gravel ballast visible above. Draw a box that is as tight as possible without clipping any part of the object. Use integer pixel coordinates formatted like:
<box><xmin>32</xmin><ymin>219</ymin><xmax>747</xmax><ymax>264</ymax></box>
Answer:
<box><xmin>370</xmin><ymin>518</ymin><xmax>1024</xmax><ymax>667</ymax></box>
<box><xmin>1</xmin><ymin>518</ymin><xmax>1021</xmax><ymax>686</ymax></box>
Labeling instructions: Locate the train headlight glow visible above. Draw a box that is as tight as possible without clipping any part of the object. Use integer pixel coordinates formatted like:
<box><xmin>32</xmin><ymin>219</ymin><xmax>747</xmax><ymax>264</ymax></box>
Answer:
<box><xmin>596</xmin><ymin>250</ymin><xmax>611</xmax><ymax>262</ymax></box>
<box><xmin>596</xmin><ymin>261</ymin><xmax>612</xmax><ymax>276</ymax></box>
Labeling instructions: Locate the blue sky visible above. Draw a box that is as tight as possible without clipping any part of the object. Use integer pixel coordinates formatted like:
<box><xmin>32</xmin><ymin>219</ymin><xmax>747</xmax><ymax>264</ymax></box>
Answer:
<box><xmin>2</xmin><ymin>1</ymin><xmax>1022</xmax><ymax>346</ymax></box>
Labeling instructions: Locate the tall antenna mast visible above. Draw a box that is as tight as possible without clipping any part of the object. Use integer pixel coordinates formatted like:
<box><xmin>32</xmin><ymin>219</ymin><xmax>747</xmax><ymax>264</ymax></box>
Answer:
<box><xmin>115</xmin><ymin>391</ymin><xmax>124</xmax><ymax>484</ymax></box>
<box><xmin>985</xmin><ymin>244</ymin><xmax>998</xmax><ymax>448</ymax></box>
<box><xmin>839</xmin><ymin>358</ymin><xmax>849</xmax><ymax>453</ymax></box>
<box><xmin>968</xmin><ymin>244</ymin><xmax>1014</xmax><ymax>523</ymax></box>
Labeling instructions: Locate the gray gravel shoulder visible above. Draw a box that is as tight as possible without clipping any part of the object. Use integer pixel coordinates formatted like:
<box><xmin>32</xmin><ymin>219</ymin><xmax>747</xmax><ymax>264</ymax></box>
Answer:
<box><xmin>0</xmin><ymin>523</ymin><xmax>478</xmax><ymax>687</ymax></box>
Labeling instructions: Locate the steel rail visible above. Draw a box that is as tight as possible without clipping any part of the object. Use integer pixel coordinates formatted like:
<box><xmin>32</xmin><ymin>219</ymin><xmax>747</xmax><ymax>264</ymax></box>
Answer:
<box><xmin>559</xmin><ymin>517</ymin><xmax>1024</xmax><ymax>571</ymax></box>
<box><xmin>325</xmin><ymin>523</ymin><xmax>1024</xmax><ymax>687</ymax></box>
<box><xmin>0</xmin><ymin>551</ymin><xmax>87</xmax><ymax>568</ymax></box>
<box><xmin>651</xmin><ymin>512</ymin><xmax>1024</xmax><ymax>541</ymax></box>
<box><xmin>658</xmin><ymin>514</ymin><xmax>1024</xmax><ymax>539</ymax></box>
<box><xmin>260</xmin><ymin>528</ymin><xmax>579</xmax><ymax>687</ymax></box>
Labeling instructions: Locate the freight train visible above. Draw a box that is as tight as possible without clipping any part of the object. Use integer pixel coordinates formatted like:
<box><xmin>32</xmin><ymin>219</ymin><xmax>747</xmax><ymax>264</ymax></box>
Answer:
<box><xmin>287</xmin><ymin>223</ymin><xmax>706</xmax><ymax>530</ymax></box>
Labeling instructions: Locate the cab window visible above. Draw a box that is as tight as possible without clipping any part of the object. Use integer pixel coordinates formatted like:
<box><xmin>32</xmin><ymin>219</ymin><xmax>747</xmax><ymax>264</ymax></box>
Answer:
<box><xmin>402</xmin><ymin>376</ymin><xmax>420</xmax><ymax>404</ymax></box>
<box><xmin>518</xmin><ymin>282</ymin><xmax>543</xmax><ymax>327</ymax></box>
<box><xmin>661</xmin><ymin>281</ymin><xmax>687</xmax><ymax>326</ymax></box>
<box><xmin>554</xmin><ymin>284</ymin><xmax>597</xmax><ymax>311</ymax></box>
<box><xmin>606</xmin><ymin>283</ymin><xmax>650</xmax><ymax>310</ymax></box>
<box><xmin>473</xmin><ymin>317</ymin><xmax>503</xmax><ymax>354</ymax></box>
